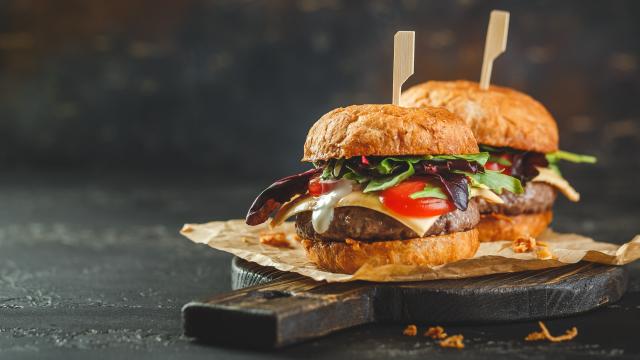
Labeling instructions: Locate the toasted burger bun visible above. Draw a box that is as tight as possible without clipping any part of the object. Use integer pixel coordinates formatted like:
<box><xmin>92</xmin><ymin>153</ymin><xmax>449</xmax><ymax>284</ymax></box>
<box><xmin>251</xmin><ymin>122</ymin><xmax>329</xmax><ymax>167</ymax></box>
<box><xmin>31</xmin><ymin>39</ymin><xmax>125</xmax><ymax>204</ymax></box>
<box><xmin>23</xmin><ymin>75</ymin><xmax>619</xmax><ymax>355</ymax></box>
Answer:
<box><xmin>400</xmin><ymin>81</ymin><xmax>559</xmax><ymax>154</ymax></box>
<box><xmin>477</xmin><ymin>211</ymin><xmax>553</xmax><ymax>242</ymax></box>
<box><xmin>300</xmin><ymin>229</ymin><xmax>479</xmax><ymax>274</ymax></box>
<box><xmin>302</xmin><ymin>104</ymin><xmax>478</xmax><ymax>162</ymax></box>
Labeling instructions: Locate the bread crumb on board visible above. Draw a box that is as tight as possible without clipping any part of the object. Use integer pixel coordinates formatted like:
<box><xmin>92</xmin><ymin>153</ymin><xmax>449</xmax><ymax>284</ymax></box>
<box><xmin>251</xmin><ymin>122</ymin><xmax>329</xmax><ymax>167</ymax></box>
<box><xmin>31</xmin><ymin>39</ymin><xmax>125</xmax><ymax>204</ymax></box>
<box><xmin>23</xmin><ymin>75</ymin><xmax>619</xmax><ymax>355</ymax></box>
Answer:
<box><xmin>439</xmin><ymin>334</ymin><xmax>465</xmax><ymax>349</ymax></box>
<box><xmin>525</xmin><ymin>321</ymin><xmax>578</xmax><ymax>342</ymax></box>
<box><xmin>512</xmin><ymin>236</ymin><xmax>554</xmax><ymax>260</ymax></box>
<box><xmin>513</xmin><ymin>236</ymin><xmax>537</xmax><ymax>253</ymax></box>
<box><xmin>402</xmin><ymin>324</ymin><xmax>418</xmax><ymax>336</ymax></box>
<box><xmin>536</xmin><ymin>245</ymin><xmax>553</xmax><ymax>260</ymax></box>
<box><xmin>424</xmin><ymin>326</ymin><xmax>448</xmax><ymax>339</ymax></box>
<box><xmin>259</xmin><ymin>232</ymin><xmax>292</xmax><ymax>248</ymax></box>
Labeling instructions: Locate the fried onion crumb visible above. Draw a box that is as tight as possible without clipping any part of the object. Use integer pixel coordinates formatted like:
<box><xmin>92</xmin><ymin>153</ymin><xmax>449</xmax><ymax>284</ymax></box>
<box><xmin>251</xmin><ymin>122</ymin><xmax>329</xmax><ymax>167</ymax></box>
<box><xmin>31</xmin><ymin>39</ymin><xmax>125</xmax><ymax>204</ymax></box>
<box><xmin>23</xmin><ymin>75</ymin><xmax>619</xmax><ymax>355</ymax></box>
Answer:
<box><xmin>512</xmin><ymin>236</ymin><xmax>554</xmax><ymax>259</ymax></box>
<box><xmin>513</xmin><ymin>236</ymin><xmax>537</xmax><ymax>253</ymax></box>
<box><xmin>439</xmin><ymin>334</ymin><xmax>464</xmax><ymax>349</ymax></box>
<box><xmin>536</xmin><ymin>245</ymin><xmax>553</xmax><ymax>260</ymax></box>
<box><xmin>424</xmin><ymin>326</ymin><xmax>448</xmax><ymax>339</ymax></box>
<box><xmin>403</xmin><ymin>324</ymin><xmax>418</xmax><ymax>336</ymax></box>
<box><xmin>525</xmin><ymin>321</ymin><xmax>578</xmax><ymax>342</ymax></box>
<box><xmin>259</xmin><ymin>232</ymin><xmax>291</xmax><ymax>248</ymax></box>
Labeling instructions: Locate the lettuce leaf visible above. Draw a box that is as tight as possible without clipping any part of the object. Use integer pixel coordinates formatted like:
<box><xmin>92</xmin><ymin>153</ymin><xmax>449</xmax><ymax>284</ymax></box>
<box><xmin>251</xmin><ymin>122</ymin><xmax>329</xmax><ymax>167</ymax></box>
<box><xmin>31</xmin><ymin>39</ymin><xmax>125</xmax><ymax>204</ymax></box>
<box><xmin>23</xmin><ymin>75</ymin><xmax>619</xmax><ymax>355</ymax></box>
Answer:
<box><xmin>546</xmin><ymin>150</ymin><xmax>596</xmax><ymax>164</ymax></box>
<box><xmin>342</xmin><ymin>164</ymin><xmax>369</xmax><ymax>184</ymax></box>
<box><xmin>460</xmin><ymin>170</ymin><xmax>524</xmax><ymax>195</ymax></box>
<box><xmin>422</xmin><ymin>153</ymin><xmax>490</xmax><ymax>166</ymax></box>
<box><xmin>364</xmin><ymin>162</ymin><xmax>415</xmax><ymax>192</ymax></box>
<box><xmin>488</xmin><ymin>155</ymin><xmax>512</xmax><ymax>166</ymax></box>
<box><xmin>409</xmin><ymin>184</ymin><xmax>449</xmax><ymax>200</ymax></box>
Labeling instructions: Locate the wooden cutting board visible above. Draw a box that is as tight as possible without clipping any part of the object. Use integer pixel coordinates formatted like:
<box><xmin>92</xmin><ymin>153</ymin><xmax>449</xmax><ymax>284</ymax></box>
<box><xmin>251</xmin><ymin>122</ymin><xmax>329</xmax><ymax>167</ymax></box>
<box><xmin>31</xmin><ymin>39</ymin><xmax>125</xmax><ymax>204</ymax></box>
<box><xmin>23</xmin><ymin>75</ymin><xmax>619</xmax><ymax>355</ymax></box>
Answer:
<box><xmin>182</xmin><ymin>257</ymin><xmax>628</xmax><ymax>348</ymax></box>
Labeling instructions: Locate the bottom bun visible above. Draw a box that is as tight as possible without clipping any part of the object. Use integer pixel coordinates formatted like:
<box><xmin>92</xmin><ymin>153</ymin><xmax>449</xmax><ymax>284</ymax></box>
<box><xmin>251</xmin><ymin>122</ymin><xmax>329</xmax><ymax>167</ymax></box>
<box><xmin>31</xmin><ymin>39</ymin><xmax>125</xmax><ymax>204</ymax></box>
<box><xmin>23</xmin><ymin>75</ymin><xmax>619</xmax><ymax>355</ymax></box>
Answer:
<box><xmin>477</xmin><ymin>211</ymin><xmax>553</xmax><ymax>242</ymax></box>
<box><xmin>300</xmin><ymin>229</ymin><xmax>479</xmax><ymax>274</ymax></box>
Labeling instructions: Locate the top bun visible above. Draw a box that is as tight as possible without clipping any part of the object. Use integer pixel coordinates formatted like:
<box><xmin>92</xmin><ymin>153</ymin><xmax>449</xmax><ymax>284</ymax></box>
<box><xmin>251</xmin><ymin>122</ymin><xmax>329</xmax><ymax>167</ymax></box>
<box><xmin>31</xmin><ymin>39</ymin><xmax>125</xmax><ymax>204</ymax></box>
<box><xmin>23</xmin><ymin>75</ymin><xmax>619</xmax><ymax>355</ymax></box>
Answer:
<box><xmin>400</xmin><ymin>80</ymin><xmax>559</xmax><ymax>153</ymax></box>
<box><xmin>302</xmin><ymin>104</ymin><xmax>479</xmax><ymax>162</ymax></box>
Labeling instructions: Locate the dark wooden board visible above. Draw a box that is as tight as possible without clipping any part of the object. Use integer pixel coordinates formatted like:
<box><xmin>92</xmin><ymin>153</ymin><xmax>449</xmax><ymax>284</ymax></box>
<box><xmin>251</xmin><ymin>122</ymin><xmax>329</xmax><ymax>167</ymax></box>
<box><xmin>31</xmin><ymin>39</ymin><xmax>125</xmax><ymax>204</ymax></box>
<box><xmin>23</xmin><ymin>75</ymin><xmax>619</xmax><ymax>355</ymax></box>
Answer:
<box><xmin>182</xmin><ymin>257</ymin><xmax>628</xmax><ymax>348</ymax></box>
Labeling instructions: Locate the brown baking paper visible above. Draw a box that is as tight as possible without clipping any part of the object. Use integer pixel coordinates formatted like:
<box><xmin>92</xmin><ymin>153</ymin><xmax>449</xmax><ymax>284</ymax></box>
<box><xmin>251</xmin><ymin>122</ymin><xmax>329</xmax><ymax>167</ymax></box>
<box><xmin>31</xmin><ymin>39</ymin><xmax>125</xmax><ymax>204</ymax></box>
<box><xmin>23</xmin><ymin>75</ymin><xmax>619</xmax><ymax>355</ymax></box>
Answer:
<box><xmin>180</xmin><ymin>220</ymin><xmax>640</xmax><ymax>282</ymax></box>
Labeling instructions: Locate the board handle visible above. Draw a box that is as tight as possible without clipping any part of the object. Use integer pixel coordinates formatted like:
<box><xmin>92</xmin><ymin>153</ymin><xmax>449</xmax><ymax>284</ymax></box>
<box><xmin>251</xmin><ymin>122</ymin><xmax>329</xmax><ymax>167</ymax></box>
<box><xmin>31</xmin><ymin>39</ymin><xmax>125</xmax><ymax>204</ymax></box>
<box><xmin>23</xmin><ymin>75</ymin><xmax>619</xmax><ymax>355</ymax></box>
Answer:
<box><xmin>182</xmin><ymin>275</ymin><xmax>375</xmax><ymax>348</ymax></box>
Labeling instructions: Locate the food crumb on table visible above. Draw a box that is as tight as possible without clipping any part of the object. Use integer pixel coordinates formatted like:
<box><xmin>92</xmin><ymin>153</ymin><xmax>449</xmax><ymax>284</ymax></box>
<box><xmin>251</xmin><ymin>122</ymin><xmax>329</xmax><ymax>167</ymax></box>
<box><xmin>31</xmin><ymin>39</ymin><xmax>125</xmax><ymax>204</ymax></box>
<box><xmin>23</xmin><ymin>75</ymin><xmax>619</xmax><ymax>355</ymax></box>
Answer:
<box><xmin>424</xmin><ymin>326</ymin><xmax>448</xmax><ymax>339</ymax></box>
<box><xmin>259</xmin><ymin>232</ymin><xmax>291</xmax><ymax>248</ymax></box>
<box><xmin>402</xmin><ymin>324</ymin><xmax>417</xmax><ymax>336</ymax></box>
<box><xmin>439</xmin><ymin>334</ymin><xmax>465</xmax><ymax>349</ymax></box>
<box><xmin>513</xmin><ymin>236</ymin><xmax>537</xmax><ymax>253</ymax></box>
<box><xmin>525</xmin><ymin>321</ymin><xmax>578</xmax><ymax>342</ymax></box>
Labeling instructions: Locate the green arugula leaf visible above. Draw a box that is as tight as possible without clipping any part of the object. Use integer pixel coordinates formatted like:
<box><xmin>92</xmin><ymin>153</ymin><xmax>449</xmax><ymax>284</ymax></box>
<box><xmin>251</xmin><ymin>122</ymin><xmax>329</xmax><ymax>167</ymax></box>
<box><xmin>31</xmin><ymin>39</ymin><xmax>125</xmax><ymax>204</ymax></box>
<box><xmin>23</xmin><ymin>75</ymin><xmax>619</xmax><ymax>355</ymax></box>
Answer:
<box><xmin>375</xmin><ymin>158</ymin><xmax>401</xmax><ymax>174</ymax></box>
<box><xmin>459</xmin><ymin>170</ymin><xmax>524</xmax><ymax>195</ymax></box>
<box><xmin>409</xmin><ymin>185</ymin><xmax>448</xmax><ymax>200</ymax></box>
<box><xmin>321</xmin><ymin>161</ymin><xmax>334</xmax><ymax>180</ymax></box>
<box><xmin>546</xmin><ymin>150</ymin><xmax>596</xmax><ymax>164</ymax></box>
<box><xmin>488</xmin><ymin>155</ymin><xmax>512</xmax><ymax>166</ymax></box>
<box><xmin>364</xmin><ymin>162</ymin><xmax>415</xmax><ymax>193</ymax></box>
<box><xmin>421</xmin><ymin>153</ymin><xmax>490</xmax><ymax>166</ymax></box>
<box><xmin>342</xmin><ymin>165</ymin><xmax>369</xmax><ymax>184</ymax></box>
<box><xmin>332</xmin><ymin>158</ymin><xmax>345</xmax><ymax>177</ymax></box>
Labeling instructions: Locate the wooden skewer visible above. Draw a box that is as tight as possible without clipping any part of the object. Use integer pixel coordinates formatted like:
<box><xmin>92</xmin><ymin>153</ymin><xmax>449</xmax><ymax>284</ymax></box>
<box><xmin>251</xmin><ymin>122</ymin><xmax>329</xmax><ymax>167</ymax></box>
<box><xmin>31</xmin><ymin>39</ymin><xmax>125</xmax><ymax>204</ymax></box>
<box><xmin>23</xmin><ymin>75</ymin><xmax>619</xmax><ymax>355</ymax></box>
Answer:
<box><xmin>392</xmin><ymin>31</ymin><xmax>415</xmax><ymax>105</ymax></box>
<box><xmin>479</xmin><ymin>10</ymin><xmax>510</xmax><ymax>90</ymax></box>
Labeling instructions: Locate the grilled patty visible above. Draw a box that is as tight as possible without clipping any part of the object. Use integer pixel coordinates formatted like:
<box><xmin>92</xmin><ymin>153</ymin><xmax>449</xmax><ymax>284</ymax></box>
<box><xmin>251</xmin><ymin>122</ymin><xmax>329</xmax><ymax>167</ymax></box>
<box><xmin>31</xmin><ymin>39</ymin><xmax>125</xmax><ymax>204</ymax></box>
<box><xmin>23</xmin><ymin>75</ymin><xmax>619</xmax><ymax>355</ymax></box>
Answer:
<box><xmin>295</xmin><ymin>201</ymin><xmax>479</xmax><ymax>242</ymax></box>
<box><xmin>474</xmin><ymin>182</ymin><xmax>556</xmax><ymax>215</ymax></box>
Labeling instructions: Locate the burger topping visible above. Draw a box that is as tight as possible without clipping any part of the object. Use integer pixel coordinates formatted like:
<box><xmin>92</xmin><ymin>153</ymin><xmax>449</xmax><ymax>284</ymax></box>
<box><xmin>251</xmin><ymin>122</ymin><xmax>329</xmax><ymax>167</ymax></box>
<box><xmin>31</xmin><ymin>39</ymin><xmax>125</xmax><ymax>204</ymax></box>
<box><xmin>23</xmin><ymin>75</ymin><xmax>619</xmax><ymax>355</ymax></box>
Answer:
<box><xmin>479</xmin><ymin>145</ymin><xmax>595</xmax><ymax>201</ymax></box>
<box><xmin>246</xmin><ymin>153</ymin><xmax>523</xmax><ymax>227</ymax></box>
<box><xmin>475</xmin><ymin>182</ymin><xmax>557</xmax><ymax>215</ymax></box>
<box><xmin>273</xmin><ymin>191</ymin><xmax>444</xmax><ymax>237</ymax></box>
<box><xmin>322</xmin><ymin>153</ymin><xmax>522</xmax><ymax>210</ymax></box>
<box><xmin>311</xmin><ymin>180</ymin><xmax>353</xmax><ymax>234</ymax></box>
<box><xmin>246</xmin><ymin>168</ymin><xmax>322</xmax><ymax>226</ymax></box>
<box><xmin>295</xmin><ymin>202</ymin><xmax>479</xmax><ymax>241</ymax></box>
<box><xmin>532</xmin><ymin>167</ymin><xmax>580</xmax><ymax>202</ymax></box>
<box><xmin>379</xmin><ymin>179</ymin><xmax>455</xmax><ymax>217</ymax></box>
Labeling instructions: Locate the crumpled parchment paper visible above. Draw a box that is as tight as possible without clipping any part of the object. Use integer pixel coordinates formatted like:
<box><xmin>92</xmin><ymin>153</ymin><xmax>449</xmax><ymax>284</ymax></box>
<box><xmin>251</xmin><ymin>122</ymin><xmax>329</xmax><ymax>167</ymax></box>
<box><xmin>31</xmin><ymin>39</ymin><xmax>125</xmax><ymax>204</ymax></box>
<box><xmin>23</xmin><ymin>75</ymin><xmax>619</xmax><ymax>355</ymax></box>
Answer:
<box><xmin>180</xmin><ymin>220</ymin><xmax>640</xmax><ymax>282</ymax></box>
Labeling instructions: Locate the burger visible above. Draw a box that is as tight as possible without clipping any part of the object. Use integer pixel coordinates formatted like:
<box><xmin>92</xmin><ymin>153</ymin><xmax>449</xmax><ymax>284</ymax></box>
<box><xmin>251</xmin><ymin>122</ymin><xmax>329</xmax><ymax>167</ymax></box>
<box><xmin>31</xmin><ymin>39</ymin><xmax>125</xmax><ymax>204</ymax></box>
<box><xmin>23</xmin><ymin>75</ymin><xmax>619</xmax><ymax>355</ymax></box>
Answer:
<box><xmin>245</xmin><ymin>104</ymin><xmax>523</xmax><ymax>274</ymax></box>
<box><xmin>400</xmin><ymin>81</ymin><xmax>596</xmax><ymax>241</ymax></box>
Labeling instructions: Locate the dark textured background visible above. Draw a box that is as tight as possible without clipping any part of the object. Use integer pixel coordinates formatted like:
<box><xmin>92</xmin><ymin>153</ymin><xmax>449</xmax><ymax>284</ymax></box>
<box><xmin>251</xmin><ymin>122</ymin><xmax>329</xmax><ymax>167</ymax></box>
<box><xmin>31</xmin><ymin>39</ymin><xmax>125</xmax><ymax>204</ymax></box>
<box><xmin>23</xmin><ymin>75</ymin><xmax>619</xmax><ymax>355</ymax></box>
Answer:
<box><xmin>0</xmin><ymin>0</ymin><xmax>638</xmax><ymax>181</ymax></box>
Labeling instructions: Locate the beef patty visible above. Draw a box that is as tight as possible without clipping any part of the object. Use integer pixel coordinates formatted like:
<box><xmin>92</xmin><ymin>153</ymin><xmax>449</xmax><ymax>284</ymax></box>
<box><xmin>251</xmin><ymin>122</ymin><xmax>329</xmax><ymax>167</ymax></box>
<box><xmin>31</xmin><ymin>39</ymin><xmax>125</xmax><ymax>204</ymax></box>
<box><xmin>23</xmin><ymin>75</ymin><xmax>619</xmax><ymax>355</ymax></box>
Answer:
<box><xmin>295</xmin><ymin>201</ymin><xmax>479</xmax><ymax>242</ymax></box>
<box><xmin>474</xmin><ymin>182</ymin><xmax>556</xmax><ymax>215</ymax></box>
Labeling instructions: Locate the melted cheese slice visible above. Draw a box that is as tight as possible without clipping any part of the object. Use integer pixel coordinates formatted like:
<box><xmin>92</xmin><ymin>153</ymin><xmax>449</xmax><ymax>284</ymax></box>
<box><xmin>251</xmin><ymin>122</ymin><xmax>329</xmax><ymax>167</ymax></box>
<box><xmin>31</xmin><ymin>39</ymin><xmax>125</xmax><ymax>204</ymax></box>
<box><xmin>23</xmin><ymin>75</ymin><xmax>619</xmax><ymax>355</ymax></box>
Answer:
<box><xmin>271</xmin><ymin>188</ymin><xmax>504</xmax><ymax>237</ymax></box>
<box><xmin>271</xmin><ymin>191</ymin><xmax>441</xmax><ymax>237</ymax></box>
<box><xmin>532</xmin><ymin>167</ymin><xmax>580</xmax><ymax>202</ymax></box>
<box><xmin>470</xmin><ymin>186</ymin><xmax>504</xmax><ymax>204</ymax></box>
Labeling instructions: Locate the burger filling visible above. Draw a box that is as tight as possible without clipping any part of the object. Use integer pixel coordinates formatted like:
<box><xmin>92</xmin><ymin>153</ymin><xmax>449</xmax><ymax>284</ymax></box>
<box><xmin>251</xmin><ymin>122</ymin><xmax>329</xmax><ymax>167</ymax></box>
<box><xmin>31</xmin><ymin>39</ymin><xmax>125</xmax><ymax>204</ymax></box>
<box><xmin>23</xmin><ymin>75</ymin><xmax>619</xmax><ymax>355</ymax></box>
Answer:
<box><xmin>246</xmin><ymin>152</ymin><xmax>524</xmax><ymax>240</ymax></box>
<box><xmin>475</xmin><ymin>182</ymin><xmax>556</xmax><ymax>215</ymax></box>
<box><xmin>295</xmin><ymin>202</ymin><xmax>480</xmax><ymax>242</ymax></box>
<box><xmin>478</xmin><ymin>145</ymin><xmax>596</xmax><ymax>215</ymax></box>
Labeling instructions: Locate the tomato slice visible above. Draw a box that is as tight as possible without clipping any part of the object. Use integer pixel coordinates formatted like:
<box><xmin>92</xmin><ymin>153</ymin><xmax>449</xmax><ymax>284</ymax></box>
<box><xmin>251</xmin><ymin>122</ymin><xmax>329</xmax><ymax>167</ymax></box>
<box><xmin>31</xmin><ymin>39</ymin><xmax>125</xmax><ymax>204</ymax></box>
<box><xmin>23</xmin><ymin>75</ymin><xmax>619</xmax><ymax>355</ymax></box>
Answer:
<box><xmin>308</xmin><ymin>177</ymin><xmax>338</xmax><ymax>196</ymax></box>
<box><xmin>485</xmin><ymin>153</ymin><xmax>513</xmax><ymax>174</ymax></box>
<box><xmin>379</xmin><ymin>179</ymin><xmax>455</xmax><ymax>217</ymax></box>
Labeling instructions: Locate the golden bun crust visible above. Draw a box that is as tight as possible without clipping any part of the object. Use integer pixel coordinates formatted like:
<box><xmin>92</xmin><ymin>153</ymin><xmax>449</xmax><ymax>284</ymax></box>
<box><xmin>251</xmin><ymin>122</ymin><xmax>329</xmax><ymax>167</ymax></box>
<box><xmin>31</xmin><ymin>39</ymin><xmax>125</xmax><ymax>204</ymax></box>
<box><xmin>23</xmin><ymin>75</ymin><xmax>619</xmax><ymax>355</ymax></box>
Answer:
<box><xmin>302</xmin><ymin>104</ymin><xmax>479</xmax><ymax>162</ymax></box>
<box><xmin>477</xmin><ymin>211</ymin><xmax>553</xmax><ymax>242</ymax></box>
<box><xmin>300</xmin><ymin>229</ymin><xmax>479</xmax><ymax>274</ymax></box>
<box><xmin>400</xmin><ymin>81</ymin><xmax>559</xmax><ymax>153</ymax></box>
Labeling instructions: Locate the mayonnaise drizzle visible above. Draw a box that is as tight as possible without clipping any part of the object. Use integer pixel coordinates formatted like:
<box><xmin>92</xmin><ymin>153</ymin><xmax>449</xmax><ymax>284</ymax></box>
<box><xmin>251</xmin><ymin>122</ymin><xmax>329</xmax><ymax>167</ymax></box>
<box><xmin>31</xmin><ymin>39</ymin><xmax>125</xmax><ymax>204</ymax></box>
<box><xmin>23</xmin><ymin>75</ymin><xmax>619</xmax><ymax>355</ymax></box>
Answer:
<box><xmin>311</xmin><ymin>180</ymin><xmax>353</xmax><ymax>233</ymax></box>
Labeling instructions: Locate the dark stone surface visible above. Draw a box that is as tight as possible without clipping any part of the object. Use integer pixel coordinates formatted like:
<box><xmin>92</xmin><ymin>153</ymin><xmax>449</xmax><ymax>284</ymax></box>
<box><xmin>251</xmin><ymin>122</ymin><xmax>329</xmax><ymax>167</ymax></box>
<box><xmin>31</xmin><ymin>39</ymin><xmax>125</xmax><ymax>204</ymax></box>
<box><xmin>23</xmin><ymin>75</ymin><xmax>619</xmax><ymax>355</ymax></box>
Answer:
<box><xmin>0</xmin><ymin>172</ymin><xmax>639</xmax><ymax>359</ymax></box>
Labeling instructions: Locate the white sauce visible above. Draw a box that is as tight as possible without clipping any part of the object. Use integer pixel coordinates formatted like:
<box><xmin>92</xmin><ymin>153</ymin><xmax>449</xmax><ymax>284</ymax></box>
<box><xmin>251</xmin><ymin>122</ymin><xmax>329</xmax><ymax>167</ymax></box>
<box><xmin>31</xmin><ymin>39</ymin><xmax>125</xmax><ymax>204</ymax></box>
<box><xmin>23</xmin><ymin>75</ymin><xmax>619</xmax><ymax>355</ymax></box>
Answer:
<box><xmin>311</xmin><ymin>181</ymin><xmax>353</xmax><ymax>233</ymax></box>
